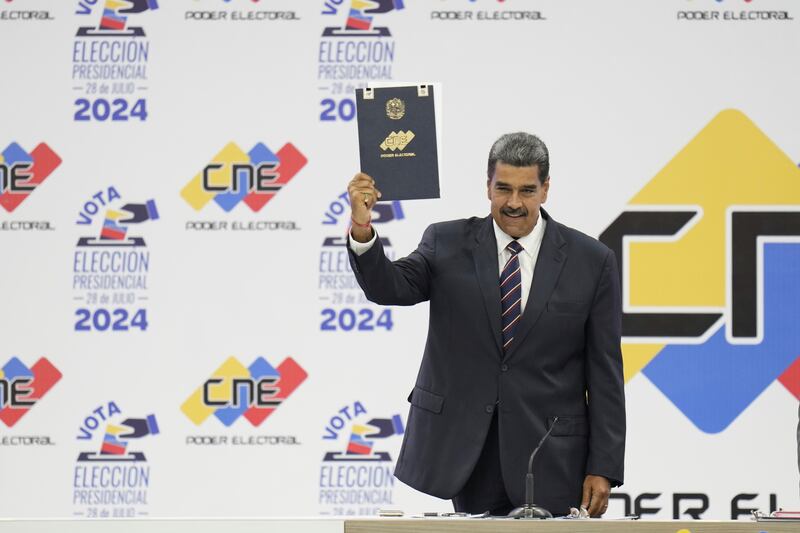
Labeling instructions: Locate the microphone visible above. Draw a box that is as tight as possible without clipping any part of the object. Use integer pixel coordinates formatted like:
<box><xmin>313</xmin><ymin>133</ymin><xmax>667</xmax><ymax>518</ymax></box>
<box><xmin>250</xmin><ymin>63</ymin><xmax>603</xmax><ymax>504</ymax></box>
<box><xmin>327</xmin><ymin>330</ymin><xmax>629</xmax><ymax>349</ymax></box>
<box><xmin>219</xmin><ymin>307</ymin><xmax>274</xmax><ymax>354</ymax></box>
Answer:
<box><xmin>508</xmin><ymin>416</ymin><xmax>559</xmax><ymax>519</ymax></box>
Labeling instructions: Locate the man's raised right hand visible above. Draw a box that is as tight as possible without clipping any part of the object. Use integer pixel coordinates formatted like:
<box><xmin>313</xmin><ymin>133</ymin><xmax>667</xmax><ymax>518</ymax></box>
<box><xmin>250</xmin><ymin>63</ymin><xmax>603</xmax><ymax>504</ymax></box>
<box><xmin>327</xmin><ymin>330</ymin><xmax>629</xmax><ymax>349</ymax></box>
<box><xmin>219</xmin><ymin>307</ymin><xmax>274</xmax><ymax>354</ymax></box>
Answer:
<box><xmin>348</xmin><ymin>172</ymin><xmax>382</xmax><ymax>243</ymax></box>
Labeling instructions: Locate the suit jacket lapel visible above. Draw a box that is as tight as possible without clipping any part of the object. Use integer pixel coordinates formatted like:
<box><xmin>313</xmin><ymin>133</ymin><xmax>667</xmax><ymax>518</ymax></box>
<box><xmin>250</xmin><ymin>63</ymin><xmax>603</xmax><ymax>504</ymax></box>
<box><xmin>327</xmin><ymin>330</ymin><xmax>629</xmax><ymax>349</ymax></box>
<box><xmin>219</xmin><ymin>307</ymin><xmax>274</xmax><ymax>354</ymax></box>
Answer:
<box><xmin>504</xmin><ymin>211</ymin><xmax>567</xmax><ymax>361</ymax></box>
<box><xmin>472</xmin><ymin>216</ymin><xmax>503</xmax><ymax>356</ymax></box>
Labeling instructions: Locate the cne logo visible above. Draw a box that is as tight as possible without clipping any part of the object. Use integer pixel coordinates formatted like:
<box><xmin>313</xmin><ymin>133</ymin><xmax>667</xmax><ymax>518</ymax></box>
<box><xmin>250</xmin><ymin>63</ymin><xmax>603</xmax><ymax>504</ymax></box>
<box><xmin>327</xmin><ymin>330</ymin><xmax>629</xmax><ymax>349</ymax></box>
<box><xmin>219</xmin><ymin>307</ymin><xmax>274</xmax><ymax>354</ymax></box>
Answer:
<box><xmin>380</xmin><ymin>131</ymin><xmax>414</xmax><ymax>152</ymax></box>
<box><xmin>0</xmin><ymin>357</ymin><xmax>62</xmax><ymax>427</ymax></box>
<box><xmin>0</xmin><ymin>142</ymin><xmax>61</xmax><ymax>213</ymax></box>
<box><xmin>181</xmin><ymin>356</ymin><xmax>307</xmax><ymax>427</ymax></box>
<box><xmin>600</xmin><ymin>110</ymin><xmax>800</xmax><ymax>433</ymax></box>
<box><xmin>181</xmin><ymin>142</ymin><xmax>306</xmax><ymax>212</ymax></box>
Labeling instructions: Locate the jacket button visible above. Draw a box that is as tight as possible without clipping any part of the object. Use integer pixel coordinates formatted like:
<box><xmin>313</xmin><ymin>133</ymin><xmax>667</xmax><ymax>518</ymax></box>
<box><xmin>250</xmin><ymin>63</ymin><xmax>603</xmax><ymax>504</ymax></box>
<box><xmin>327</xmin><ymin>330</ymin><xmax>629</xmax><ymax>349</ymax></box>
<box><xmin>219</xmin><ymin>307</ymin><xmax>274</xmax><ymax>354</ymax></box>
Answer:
<box><xmin>485</xmin><ymin>404</ymin><xmax>494</xmax><ymax>414</ymax></box>
<box><xmin>501</xmin><ymin>364</ymin><xmax>508</xmax><ymax>372</ymax></box>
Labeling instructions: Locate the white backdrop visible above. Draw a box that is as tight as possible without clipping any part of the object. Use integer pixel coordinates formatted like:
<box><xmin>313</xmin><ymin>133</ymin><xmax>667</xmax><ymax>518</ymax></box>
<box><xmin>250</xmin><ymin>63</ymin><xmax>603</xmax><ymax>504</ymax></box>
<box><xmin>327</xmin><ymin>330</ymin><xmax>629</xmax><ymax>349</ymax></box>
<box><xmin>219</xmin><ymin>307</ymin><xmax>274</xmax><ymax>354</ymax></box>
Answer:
<box><xmin>1</xmin><ymin>0</ymin><xmax>799</xmax><ymax>520</ymax></box>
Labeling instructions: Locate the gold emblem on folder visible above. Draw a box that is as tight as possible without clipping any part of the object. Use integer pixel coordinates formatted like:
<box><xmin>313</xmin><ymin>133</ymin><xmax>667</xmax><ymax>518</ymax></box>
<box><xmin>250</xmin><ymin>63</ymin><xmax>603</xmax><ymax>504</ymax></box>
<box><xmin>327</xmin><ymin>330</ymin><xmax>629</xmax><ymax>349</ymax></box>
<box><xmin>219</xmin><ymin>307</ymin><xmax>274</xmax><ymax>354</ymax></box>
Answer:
<box><xmin>380</xmin><ymin>131</ymin><xmax>415</xmax><ymax>152</ymax></box>
<box><xmin>386</xmin><ymin>98</ymin><xmax>405</xmax><ymax>120</ymax></box>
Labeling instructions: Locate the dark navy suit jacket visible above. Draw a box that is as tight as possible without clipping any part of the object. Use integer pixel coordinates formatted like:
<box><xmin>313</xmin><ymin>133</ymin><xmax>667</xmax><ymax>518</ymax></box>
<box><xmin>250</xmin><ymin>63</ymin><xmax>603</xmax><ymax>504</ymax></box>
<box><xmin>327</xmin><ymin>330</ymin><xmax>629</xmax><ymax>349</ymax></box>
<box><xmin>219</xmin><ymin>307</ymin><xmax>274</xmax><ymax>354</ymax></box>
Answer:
<box><xmin>348</xmin><ymin>210</ymin><xmax>625</xmax><ymax>514</ymax></box>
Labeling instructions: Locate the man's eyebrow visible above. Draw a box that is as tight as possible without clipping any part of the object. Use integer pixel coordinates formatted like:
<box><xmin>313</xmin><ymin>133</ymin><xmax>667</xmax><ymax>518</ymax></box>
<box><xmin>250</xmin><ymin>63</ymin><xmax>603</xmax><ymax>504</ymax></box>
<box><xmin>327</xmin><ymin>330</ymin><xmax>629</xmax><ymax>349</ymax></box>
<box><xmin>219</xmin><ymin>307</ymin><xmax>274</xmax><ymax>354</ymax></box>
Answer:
<box><xmin>494</xmin><ymin>181</ymin><xmax>538</xmax><ymax>188</ymax></box>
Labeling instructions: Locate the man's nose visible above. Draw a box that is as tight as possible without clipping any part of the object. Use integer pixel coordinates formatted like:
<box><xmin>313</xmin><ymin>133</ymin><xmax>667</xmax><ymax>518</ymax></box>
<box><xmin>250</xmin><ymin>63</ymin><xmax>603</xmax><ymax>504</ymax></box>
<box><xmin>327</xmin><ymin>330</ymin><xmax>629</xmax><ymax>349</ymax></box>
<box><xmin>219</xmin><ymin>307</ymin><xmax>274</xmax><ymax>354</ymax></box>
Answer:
<box><xmin>507</xmin><ymin>191</ymin><xmax>522</xmax><ymax>208</ymax></box>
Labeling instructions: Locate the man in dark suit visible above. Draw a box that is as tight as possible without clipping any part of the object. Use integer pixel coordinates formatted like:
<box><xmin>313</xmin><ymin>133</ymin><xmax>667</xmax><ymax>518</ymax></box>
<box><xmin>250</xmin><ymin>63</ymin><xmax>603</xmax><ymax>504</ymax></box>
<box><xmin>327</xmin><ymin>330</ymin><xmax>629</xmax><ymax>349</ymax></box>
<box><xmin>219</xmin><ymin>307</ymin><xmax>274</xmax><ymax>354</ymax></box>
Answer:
<box><xmin>347</xmin><ymin>133</ymin><xmax>625</xmax><ymax>517</ymax></box>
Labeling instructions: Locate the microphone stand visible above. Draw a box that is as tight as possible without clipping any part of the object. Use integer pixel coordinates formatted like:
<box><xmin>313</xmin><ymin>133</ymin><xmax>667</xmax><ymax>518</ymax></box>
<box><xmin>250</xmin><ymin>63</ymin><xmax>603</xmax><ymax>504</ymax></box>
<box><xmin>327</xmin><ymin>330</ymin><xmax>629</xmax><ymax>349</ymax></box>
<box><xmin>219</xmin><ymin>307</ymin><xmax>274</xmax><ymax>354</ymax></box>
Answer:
<box><xmin>507</xmin><ymin>416</ymin><xmax>559</xmax><ymax>519</ymax></box>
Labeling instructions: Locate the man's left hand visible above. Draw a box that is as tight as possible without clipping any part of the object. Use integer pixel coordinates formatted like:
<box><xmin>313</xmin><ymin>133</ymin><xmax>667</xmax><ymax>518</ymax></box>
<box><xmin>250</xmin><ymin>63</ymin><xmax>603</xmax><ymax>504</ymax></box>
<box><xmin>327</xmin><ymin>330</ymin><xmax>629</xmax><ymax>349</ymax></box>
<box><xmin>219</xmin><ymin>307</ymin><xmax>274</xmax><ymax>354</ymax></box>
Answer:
<box><xmin>581</xmin><ymin>475</ymin><xmax>610</xmax><ymax>517</ymax></box>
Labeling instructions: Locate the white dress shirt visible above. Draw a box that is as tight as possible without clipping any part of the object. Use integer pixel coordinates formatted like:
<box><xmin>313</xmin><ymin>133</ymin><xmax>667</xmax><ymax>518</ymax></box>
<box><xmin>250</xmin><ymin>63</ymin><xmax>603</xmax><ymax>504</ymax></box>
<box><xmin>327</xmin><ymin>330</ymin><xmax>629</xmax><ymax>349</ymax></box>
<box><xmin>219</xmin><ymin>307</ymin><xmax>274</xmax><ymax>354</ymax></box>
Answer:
<box><xmin>349</xmin><ymin>228</ymin><xmax>378</xmax><ymax>256</ymax></box>
<box><xmin>493</xmin><ymin>217</ymin><xmax>546</xmax><ymax>315</ymax></box>
<box><xmin>349</xmin><ymin>216</ymin><xmax>547</xmax><ymax>314</ymax></box>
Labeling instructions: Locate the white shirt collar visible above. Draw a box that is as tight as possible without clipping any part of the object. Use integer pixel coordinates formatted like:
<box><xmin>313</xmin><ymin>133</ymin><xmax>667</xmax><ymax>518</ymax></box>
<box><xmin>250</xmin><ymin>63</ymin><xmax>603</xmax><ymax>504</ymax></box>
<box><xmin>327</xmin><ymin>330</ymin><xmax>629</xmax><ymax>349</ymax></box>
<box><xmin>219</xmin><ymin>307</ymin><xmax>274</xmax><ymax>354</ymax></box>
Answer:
<box><xmin>492</xmin><ymin>212</ymin><xmax>547</xmax><ymax>259</ymax></box>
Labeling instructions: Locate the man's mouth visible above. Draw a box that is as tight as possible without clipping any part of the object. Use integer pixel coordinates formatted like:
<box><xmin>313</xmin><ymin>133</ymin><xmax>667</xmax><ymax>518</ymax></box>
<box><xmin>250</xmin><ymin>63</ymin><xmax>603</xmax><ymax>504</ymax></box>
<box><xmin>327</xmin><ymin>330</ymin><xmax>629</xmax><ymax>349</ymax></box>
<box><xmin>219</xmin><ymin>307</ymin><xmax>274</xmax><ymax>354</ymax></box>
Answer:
<box><xmin>502</xmin><ymin>208</ymin><xmax>527</xmax><ymax>219</ymax></box>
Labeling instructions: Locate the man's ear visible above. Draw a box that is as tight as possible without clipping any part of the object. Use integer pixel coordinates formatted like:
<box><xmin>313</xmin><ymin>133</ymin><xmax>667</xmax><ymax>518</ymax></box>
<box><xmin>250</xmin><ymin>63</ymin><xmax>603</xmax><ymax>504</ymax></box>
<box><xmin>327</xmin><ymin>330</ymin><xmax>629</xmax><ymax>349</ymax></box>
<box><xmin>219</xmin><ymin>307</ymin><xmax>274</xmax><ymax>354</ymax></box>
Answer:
<box><xmin>541</xmin><ymin>177</ymin><xmax>550</xmax><ymax>203</ymax></box>
<box><xmin>486</xmin><ymin>178</ymin><xmax>493</xmax><ymax>200</ymax></box>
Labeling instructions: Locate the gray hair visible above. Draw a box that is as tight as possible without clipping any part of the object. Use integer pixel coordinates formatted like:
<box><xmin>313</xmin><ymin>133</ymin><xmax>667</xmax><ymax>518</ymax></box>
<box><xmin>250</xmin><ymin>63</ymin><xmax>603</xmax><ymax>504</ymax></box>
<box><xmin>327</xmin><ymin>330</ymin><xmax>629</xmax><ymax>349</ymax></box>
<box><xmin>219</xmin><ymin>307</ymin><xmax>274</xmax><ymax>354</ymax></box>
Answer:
<box><xmin>486</xmin><ymin>132</ymin><xmax>549</xmax><ymax>183</ymax></box>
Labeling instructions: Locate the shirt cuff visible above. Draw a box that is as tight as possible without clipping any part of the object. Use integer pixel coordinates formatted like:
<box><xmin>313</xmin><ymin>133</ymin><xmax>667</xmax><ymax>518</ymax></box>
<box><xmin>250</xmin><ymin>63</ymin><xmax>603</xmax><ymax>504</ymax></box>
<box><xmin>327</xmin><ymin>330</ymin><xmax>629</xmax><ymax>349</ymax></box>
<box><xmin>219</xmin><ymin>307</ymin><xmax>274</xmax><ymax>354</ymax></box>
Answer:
<box><xmin>349</xmin><ymin>229</ymin><xmax>377</xmax><ymax>256</ymax></box>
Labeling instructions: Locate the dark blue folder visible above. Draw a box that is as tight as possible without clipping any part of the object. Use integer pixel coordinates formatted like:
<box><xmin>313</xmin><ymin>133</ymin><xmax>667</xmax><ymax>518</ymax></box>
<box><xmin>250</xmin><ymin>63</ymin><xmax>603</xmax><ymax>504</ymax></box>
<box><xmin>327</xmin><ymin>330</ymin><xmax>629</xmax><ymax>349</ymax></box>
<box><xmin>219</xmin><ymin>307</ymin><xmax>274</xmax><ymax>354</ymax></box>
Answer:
<box><xmin>356</xmin><ymin>85</ymin><xmax>440</xmax><ymax>201</ymax></box>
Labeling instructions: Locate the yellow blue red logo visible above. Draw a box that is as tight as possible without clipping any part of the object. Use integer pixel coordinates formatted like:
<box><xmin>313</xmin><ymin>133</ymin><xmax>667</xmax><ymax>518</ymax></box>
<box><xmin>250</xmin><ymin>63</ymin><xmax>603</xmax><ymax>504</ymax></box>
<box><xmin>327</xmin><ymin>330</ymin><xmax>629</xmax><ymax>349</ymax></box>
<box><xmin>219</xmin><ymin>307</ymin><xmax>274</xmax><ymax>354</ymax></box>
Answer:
<box><xmin>181</xmin><ymin>142</ymin><xmax>306</xmax><ymax>212</ymax></box>
<box><xmin>181</xmin><ymin>356</ymin><xmax>307</xmax><ymax>427</ymax></box>
<box><xmin>0</xmin><ymin>357</ymin><xmax>62</xmax><ymax>427</ymax></box>
<box><xmin>0</xmin><ymin>142</ymin><xmax>61</xmax><ymax>213</ymax></box>
<box><xmin>600</xmin><ymin>110</ymin><xmax>800</xmax><ymax>433</ymax></box>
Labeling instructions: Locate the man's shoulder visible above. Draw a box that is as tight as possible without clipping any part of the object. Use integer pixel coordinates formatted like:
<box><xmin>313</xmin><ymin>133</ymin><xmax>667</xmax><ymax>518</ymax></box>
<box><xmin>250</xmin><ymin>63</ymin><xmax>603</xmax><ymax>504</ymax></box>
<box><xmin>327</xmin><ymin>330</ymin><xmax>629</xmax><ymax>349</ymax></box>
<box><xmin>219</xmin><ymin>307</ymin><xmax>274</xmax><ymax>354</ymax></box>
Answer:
<box><xmin>551</xmin><ymin>218</ymin><xmax>612</xmax><ymax>261</ymax></box>
<box><xmin>428</xmin><ymin>216</ymin><xmax>488</xmax><ymax>239</ymax></box>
